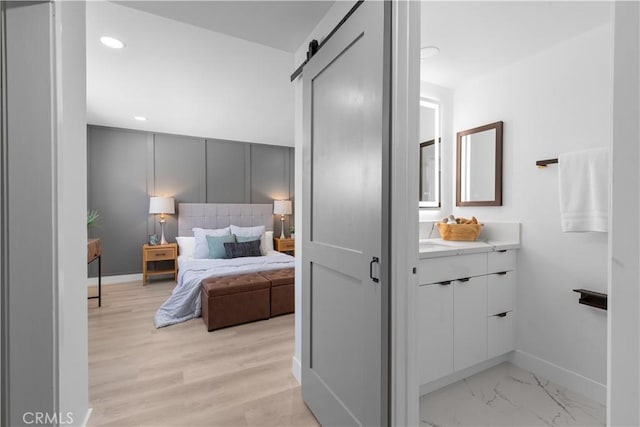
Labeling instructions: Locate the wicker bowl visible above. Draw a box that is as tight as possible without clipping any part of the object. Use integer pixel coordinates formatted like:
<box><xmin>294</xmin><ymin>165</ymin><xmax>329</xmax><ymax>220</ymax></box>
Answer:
<box><xmin>436</xmin><ymin>223</ymin><xmax>483</xmax><ymax>241</ymax></box>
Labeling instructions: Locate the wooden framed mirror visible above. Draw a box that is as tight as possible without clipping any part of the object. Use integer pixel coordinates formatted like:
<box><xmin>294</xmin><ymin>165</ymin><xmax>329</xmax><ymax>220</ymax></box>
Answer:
<box><xmin>456</xmin><ymin>121</ymin><xmax>503</xmax><ymax>206</ymax></box>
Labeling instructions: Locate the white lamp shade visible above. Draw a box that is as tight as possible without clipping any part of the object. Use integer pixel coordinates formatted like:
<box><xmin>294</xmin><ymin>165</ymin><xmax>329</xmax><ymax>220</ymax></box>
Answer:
<box><xmin>273</xmin><ymin>200</ymin><xmax>292</xmax><ymax>215</ymax></box>
<box><xmin>149</xmin><ymin>196</ymin><xmax>175</xmax><ymax>215</ymax></box>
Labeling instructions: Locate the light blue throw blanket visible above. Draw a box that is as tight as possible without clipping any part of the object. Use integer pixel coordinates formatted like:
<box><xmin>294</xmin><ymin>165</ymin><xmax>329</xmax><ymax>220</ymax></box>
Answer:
<box><xmin>154</xmin><ymin>252</ymin><xmax>295</xmax><ymax>328</ymax></box>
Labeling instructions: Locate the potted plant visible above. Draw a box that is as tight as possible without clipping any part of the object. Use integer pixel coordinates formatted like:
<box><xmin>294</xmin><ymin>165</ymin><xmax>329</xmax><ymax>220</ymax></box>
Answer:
<box><xmin>289</xmin><ymin>225</ymin><xmax>295</xmax><ymax>239</ymax></box>
<box><xmin>87</xmin><ymin>210</ymin><xmax>100</xmax><ymax>229</ymax></box>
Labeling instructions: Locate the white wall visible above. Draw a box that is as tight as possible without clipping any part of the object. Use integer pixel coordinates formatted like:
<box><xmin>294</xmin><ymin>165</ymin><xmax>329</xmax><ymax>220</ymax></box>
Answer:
<box><xmin>55</xmin><ymin>1</ymin><xmax>90</xmax><ymax>424</ymax></box>
<box><xmin>86</xmin><ymin>1</ymin><xmax>294</xmax><ymax>147</ymax></box>
<box><xmin>452</xmin><ymin>23</ymin><xmax>612</xmax><ymax>402</ymax></box>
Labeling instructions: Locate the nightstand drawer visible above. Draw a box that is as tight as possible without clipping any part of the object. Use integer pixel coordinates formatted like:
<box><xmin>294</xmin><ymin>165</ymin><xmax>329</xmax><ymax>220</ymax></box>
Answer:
<box><xmin>277</xmin><ymin>239</ymin><xmax>295</xmax><ymax>251</ymax></box>
<box><xmin>147</xmin><ymin>247</ymin><xmax>175</xmax><ymax>260</ymax></box>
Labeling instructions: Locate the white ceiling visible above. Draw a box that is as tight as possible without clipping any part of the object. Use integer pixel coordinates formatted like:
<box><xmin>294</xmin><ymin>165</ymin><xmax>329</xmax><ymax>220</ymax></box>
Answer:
<box><xmin>113</xmin><ymin>0</ymin><xmax>334</xmax><ymax>53</ymax></box>
<box><xmin>421</xmin><ymin>1</ymin><xmax>612</xmax><ymax>89</ymax></box>
<box><xmin>86</xmin><ymin>1</ymin><xmax>298</xmax><ymax>146</ymax></box>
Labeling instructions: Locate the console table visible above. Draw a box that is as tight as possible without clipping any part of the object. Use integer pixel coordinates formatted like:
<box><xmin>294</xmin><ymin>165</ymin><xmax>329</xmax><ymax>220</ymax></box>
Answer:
<box><xmin>88</xmin><ymin>238</ymin><xmax>102</xmax><ymax>307</ymax></box>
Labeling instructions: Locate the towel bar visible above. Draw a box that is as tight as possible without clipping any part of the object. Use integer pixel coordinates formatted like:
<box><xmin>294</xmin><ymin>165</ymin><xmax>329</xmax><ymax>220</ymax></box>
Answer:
<box><xmin>536</xmin><ymin>158</ymin><xmax>559</xmax><ymax>168</ymax></box>
<box><xmin>573</xmin><ymin>288</ymin><xmax>607</xmax><ymax>310</ymax></box>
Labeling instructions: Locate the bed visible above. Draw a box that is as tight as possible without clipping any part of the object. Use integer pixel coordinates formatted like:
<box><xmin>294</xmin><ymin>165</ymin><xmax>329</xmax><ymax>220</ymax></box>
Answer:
<box><xmin>154</xmin><ymin>203</ymin><xmax>295</xmax><ymax>328</ymax></box>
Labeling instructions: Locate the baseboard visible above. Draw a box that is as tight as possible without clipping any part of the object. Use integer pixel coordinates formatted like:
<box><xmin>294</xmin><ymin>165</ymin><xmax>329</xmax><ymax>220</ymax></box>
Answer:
<box><xmin>87</xmin><ymin>273</ymin><xmax>142</xmax><ymax>286</ymax></box>
<box><xmin>508</xmin><ymin>349</ymin><xmax>606</xmax><ymax>405</ymax></box>
<box><xmin>419</xmin><ymin>354</ymin><xmax>509</xmax><ymax>396</ymax></box>
<box><xmin>81</xmin><ymin>408</ymin><xmax>92</xmax><ymax>427</ymax></box>
<box><xmin>291</xmin><ymin>355</ymin><xmax>301</xmax><ymax>384</ymax></box>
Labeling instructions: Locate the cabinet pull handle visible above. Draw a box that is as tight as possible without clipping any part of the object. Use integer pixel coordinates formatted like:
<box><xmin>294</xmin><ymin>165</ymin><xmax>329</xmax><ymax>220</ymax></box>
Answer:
<box><xmin>497</xmin><ymin>271</ymin><xmax>508</xmax><ymax>275</ymax></box>
<box><xmin>497</xmin><ymin>249</ymin><xmax>507</xmax><ymax>253</ymax></box>
<box><xmin>457</xmin><ymin>277</ymin><xmax>470</xmax><ymax>283</ymax></box>
<box><xmin>369</xmin><ymin>257</ymin><xmax>379</xmax><ymax>283</ymax></box>
<box><xmin>437</xmin><ymin>280</ymin><xmax>451</xmax><ymax>286</ymax></box>
<box><xmin>495</xmin><ymin>312</ymin><xmax>508</xmax><ymax>317</ymax></box>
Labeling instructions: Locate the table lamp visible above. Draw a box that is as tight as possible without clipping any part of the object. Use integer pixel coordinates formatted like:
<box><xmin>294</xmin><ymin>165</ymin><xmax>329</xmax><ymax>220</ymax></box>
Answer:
<box><xmin>273</xmin><ymin>200</ymin><xmax>292</xmax><ymax>239</ymax></box>
<box><xmin>149</xmin><ymin>196</ymin><xmax>175</xmax><ymax>245</ymax></box>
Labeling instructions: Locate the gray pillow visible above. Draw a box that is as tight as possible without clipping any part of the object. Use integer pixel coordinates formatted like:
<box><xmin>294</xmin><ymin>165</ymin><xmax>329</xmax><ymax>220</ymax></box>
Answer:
<box><xmin>206</xmin><ymin>234</ymin><xmax>236</xmax><ymax>259</ymax></box>
<box><xmin>223</xmin><ymin>240</ymin><xmax>262</xmax><ymax>258</ymax></box>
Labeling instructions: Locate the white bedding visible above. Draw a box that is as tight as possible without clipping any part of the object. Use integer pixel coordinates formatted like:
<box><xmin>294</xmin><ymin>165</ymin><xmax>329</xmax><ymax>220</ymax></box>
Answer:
<box><xmin>154</xmin><ymin>251</ymin><xmax>295</xmax><ymax>328</ymax></box>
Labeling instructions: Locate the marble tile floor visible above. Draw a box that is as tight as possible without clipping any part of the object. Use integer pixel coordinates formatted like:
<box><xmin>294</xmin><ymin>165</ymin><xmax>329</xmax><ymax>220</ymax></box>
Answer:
<box><xmin>420</xmin><ymin>362</ymin><xmax>605</xmax><ymax>427</ymax></box>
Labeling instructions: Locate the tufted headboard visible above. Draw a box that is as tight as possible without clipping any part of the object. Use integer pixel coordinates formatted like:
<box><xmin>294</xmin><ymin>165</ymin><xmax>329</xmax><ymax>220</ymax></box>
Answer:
<box><xmin>177</xmin><ymin>203</ymin><xmax>274</xmax><ymax>237</ymax></box>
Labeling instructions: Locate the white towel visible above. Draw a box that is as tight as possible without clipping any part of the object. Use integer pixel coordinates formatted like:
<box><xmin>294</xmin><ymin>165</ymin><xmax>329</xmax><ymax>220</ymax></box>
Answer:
<box><xmin>558</xmin><ymin>147</ymin><xmax>609</xmax><ymax>232</ymax></box>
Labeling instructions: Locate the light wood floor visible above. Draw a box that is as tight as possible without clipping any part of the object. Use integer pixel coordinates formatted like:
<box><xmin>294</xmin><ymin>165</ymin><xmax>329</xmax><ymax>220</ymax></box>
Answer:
<box><xmin>87</xmin><ymin>280</ymin><xmax>318</xmax><ymax>427</ymax></box>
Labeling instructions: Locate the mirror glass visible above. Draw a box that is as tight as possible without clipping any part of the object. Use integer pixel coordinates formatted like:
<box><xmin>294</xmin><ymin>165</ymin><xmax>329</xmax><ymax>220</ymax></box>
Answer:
<box><xmin>456</xmin><ymin>121</ymin><xmax>503</xmax><ymax>206</ymax></box>
<box><xmin>419</xmin><ymin>99</ymin><xmax>440</xmax><ymax>208</ymax></box>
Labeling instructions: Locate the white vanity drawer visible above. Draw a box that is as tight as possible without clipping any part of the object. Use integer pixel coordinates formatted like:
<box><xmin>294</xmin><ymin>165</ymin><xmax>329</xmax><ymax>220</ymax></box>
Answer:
<box><xmin>488</xmin><ymin>250</ymin><xmax>516</xmax><ymax>273</ymax></box>
<box><xmin>488</xmin><ymin>311</ymin><xmax>515</xmax><ymax>359</ymax></box>
<box><xmin>487</xmin><ymin>271</ymin><xmax>515</xmax><ymax>316</ymax></box>
<box><xmin>419</xmin><ymin>253</ymin><xmax>487</xmax><ymax>285</ymax></box>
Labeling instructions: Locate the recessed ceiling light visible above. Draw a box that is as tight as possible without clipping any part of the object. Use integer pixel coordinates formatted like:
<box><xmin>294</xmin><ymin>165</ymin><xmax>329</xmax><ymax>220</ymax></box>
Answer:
<box><xmin>100</xmin><ymin>36</ymin><xmax>125</xmax><ymax>49</ymax></box>
<box><xmin>134</xmin><ymin>116</ymin><xmax>147</xmax><ymax>121</ymax></box>
<box><xmin>421</xmin><ymin>46</ymin><xmax>440</xmax><ymax>59</ymax></box>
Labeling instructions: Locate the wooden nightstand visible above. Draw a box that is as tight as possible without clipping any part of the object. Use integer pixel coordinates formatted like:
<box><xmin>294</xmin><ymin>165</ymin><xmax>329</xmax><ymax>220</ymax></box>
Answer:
<box><xmin>142</xmin><ymin>243</ymin><xmax>177</xmax><ymax>285</ymax></box>
<box><xmin>274</xmin><ymin>237</ymin><xmax>295</xmax><ymax>256</ymax></box>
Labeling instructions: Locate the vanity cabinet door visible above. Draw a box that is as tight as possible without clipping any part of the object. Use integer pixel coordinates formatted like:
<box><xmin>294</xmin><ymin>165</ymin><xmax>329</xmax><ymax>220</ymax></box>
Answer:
<box><xmin>487</xmin><ymin>271</ymin><xmax>515</xmax><ymax>316</ymax></box>
<box><xmin>488</xmin><ymin>311</ymin><xmax>515</xmax><ymax>358</ymax></box>
<box><xmin>454</xmin><ymin>276</ymin><xmax>488</xmax><ymax>371</ymax></box>
<box><xmin>418</xmin><ymin>283</ymin><xmax>454</xmax><ymax>385</ymax></box>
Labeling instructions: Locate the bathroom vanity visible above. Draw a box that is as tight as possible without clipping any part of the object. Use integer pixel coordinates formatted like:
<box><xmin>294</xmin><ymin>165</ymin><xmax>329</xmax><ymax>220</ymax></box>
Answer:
<box><xmin>417</xmin><ymin>225</ymin><xmax>520</xmax><ymax>393</ymax></box>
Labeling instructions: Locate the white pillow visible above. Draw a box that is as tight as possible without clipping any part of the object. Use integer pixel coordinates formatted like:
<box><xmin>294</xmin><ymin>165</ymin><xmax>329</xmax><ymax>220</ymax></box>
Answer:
<box><xmin>175</xmin><ymin>236</ymin><xmax>195</xmax><ymax>258</ymax></box>
<box><xmin>193</xmin><ymin>227</ymin><xmax>231</xmax><ymax>259</ymax></box>
<box><xmin>230</xmin><ymin>225</ymin><xmax>266</xmax><ymax>255</ymax></box>
<box><xmin>264</xmin><ymin>231</ymin><xmax>274</xmax><ymax>252</ymax></box>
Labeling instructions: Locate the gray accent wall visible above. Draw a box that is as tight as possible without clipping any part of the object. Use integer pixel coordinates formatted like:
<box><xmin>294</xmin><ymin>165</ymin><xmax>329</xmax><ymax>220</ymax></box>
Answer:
<box><xmin>251</xmin><ymin>143</ymin><xmax>294</xmax><ymax>236</ymax></box>
<box><xmin>87</xmin><ymin>125</ymin><xmax>294</xmax><ymax>276</ymax></box>
<box><xmin>88</xmin><ymin>127</ymin><xmax>149</xmax><ymax>277</ymax></box>
<box><xmin>206</xmin><ymin>139</ymin><xmax>249</xmax><ymax>203</ymax></box>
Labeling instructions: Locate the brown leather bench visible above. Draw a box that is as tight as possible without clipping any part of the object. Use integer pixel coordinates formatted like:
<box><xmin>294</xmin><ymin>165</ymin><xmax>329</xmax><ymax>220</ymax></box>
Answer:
<box><xmin>201</xmin><ymin>273</ymin><xmax>270</xmax><ymax>331</ymax></box>
<box><xmin>260</xmin><ymin>268</ymin><xmax>295</xmax><ymax>317</ymax></box>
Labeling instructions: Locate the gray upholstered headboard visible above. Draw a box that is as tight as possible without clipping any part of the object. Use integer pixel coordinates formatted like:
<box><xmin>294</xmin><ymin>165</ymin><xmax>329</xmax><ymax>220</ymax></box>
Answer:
<box><xmin>178</xmin><ymin>203</ymin><xmax>274</xmax><ymax>237</ymax></box>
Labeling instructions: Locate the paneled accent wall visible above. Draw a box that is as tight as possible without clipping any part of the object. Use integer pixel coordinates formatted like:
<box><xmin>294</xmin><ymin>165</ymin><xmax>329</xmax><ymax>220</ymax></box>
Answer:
<box><xmin>88</xmin><ymin>125</ymin><xmax>294</xmax><ymax>276</ymax></box>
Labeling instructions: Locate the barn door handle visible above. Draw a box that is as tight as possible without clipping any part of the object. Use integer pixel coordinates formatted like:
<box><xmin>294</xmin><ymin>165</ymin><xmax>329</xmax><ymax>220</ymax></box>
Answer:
<box><xmin>370</xmin><ymin>257</ymin><xmax>380</xmax><ymax>283</ymax></box>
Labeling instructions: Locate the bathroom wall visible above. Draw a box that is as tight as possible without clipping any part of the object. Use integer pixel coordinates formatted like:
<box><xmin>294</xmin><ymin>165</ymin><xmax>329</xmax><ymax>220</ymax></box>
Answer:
<box><xmin>452</xmin><ymin>23</ymin><xmax>612</xmax><ymax>401</ymax></box>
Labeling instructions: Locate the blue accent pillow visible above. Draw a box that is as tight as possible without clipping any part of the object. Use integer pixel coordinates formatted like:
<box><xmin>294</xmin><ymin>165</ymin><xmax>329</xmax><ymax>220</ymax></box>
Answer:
<box><xmin>206</xmin><ymin>234</ymin><xmax>236</xmax><ymax>259</ymax></box>
<box><xmin>235</xmin><ymin>234</ymin><xmax>261</xmax><ymax>244</ymax></box>
<box><xmin>223</xmin><ymin>240</ymin><xmax>262</xmax><ymax>258</ymax></box>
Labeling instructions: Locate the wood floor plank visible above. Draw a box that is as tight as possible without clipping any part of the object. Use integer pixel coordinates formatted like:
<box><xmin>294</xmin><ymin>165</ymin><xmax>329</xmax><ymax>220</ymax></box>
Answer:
<box><xmin>87</xmin><ymin>281</ymin><xmax>318</xmax><ymax>427</ymax></box>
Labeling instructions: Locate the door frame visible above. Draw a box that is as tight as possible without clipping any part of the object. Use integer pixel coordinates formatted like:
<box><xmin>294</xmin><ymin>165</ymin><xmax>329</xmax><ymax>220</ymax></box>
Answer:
<box><xmin>0</xmin><ymin>1</ymin><xmax>6</xmax><ymax>424</ymax></box>
<box><xmin>389</xmin><ymin>1</ymin><xmax>420</xmax><ymax>425</ymax></box>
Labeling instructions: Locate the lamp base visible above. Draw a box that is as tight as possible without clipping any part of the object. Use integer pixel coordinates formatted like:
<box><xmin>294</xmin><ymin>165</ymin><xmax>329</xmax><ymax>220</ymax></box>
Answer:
<box><xmin>280</xmin><ymin>216</ymin><xmax>285</xmax><ymax>239</ymax></box>
<box><xmin>160</xmin><ymin>219</ymin><xmax>168</xmax><ymax>245</ymax></box>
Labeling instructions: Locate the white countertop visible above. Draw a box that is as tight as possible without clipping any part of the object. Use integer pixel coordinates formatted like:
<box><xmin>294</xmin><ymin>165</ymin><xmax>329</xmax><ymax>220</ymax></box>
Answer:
<box><xmin>419</xmin><ymin>238</ymin><xmax>520</xmax><ymax>259</ymax></box>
